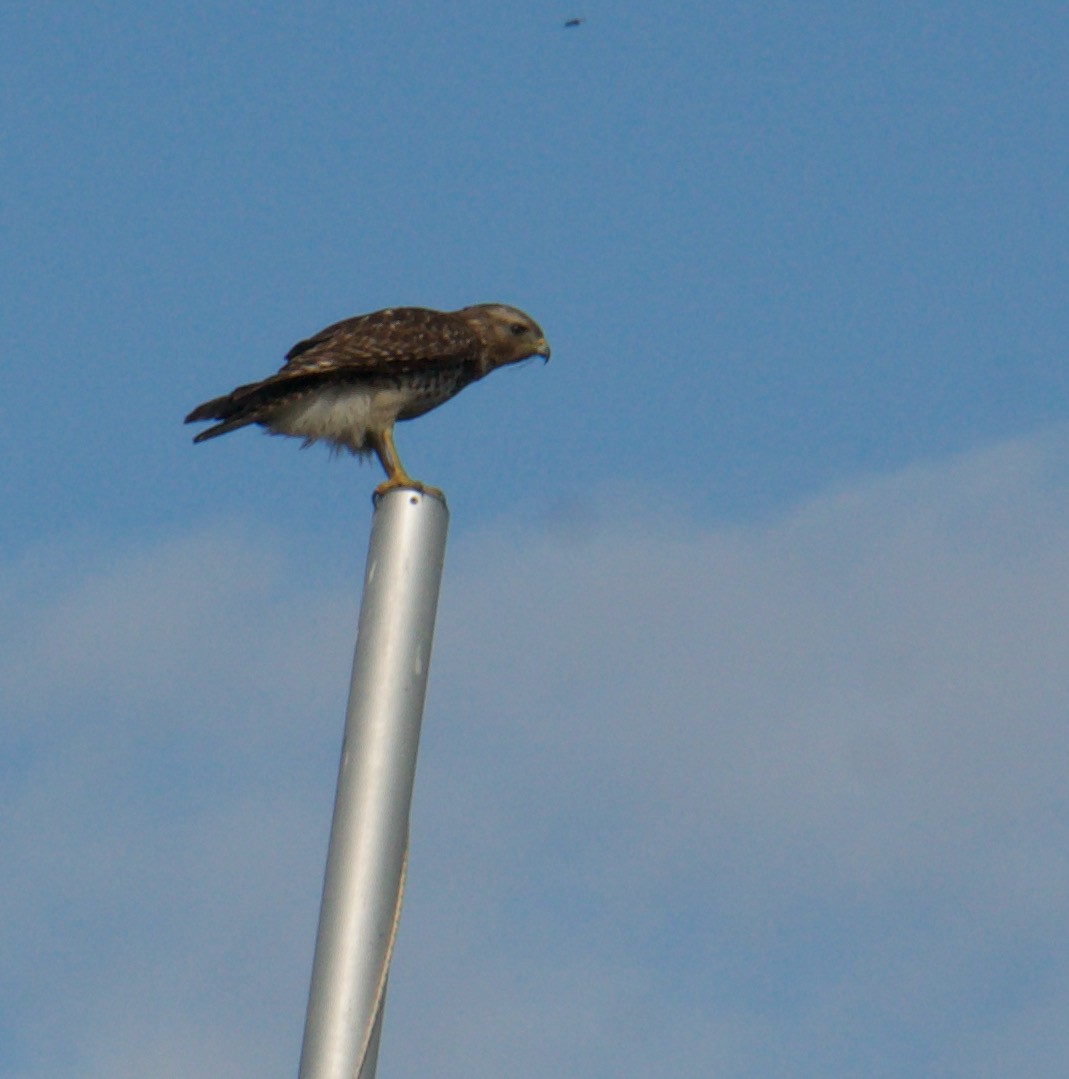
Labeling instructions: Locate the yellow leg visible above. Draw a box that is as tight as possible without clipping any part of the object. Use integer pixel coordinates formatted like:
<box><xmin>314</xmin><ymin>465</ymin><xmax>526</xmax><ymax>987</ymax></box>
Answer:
<box><xmin>369</xmin><ymin>427</ymin><xmax>443</xmax><ymax>502</ymax></box>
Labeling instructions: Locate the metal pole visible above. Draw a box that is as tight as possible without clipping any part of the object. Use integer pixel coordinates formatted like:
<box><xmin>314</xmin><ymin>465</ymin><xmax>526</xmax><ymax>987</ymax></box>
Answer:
<box><xmin>298</xmin><ymin>488</ymin><xmax>449</xmax><ymax>1079</ymax></box>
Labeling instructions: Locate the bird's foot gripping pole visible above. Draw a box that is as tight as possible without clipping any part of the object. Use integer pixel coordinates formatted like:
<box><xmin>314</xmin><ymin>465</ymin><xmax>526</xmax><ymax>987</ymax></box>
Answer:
<box><xmin>297</xmin><ymin>488</ymin><xmax>449</xmax><ymax>1079</ymax></box>
<box><xmin>372</xmin><ymin>477</ymin><xmax>446</xmax><ymax>505</ymax></box>
<box><xmin>370</xmin><ymin>429</ymin><xmax>446</xmax><ymax>506</ymax></box>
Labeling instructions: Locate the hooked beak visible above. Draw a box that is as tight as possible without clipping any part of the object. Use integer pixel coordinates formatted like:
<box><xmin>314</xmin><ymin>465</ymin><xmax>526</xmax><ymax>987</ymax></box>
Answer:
<box><xmin>535</xmin><ymin>338</ymin><xmax>551</xmax><ymax>363</ymax></box>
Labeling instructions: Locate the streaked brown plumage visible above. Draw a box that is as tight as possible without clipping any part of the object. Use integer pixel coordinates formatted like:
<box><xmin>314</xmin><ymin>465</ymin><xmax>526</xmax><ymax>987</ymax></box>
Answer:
<box><xmin>185</xmin><ymin>303</ymin><xmax>550</xmax><ymax>498</ymax></box>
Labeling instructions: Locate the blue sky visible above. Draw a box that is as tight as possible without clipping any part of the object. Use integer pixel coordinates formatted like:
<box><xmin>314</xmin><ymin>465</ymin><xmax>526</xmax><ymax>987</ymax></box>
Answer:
<box><xmin>4</xmin><ymin>4</ymin><xmax>1069</xmax><ymax>1077</ymax></box>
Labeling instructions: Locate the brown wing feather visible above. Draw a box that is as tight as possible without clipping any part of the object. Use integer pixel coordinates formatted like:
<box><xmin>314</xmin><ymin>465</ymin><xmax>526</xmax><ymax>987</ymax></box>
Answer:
<box><xmin>281</xmin><ymin>308</ymin><xmax>479</xmax><ymax>374</ymax></box>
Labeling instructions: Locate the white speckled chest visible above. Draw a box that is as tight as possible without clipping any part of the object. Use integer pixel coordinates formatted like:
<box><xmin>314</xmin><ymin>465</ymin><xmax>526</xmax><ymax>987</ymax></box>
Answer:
<box><xmin>265</xmin><ymin>366</ymin><xmax>476</xmax><ymax>454</ymax></box>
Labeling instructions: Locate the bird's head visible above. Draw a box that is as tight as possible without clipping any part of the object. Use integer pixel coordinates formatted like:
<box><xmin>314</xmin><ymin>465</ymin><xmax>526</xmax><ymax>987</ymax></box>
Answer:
<box><xmin>456</xmin><ymin>303</ymin><xmax>551</xmax><ymax>375</ymax></box>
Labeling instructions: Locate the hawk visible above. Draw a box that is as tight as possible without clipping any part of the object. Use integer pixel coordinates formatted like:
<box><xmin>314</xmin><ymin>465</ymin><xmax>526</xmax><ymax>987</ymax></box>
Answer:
<box><xmin>185</xmin><ymin>303</ymin><xmax>550</xmax><ymax>498</ymax></box>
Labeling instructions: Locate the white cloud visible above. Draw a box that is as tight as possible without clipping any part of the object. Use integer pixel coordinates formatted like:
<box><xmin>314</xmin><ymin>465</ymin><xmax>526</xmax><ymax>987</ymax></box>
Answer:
<box><xmin>4</xmin><ymin>432</ymin><xmax>1069</xmax><ymax>1077</ymax></box>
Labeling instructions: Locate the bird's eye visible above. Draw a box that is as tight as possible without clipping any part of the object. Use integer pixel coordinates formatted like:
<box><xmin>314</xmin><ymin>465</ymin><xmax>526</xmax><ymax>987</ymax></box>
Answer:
<box><xmin>510</xmin><ymin>323</ymin><xmax>528</xmax><ymax>336</ymax></box>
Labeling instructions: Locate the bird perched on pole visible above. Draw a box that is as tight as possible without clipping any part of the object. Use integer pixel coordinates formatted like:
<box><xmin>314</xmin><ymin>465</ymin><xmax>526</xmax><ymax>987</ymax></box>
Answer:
<box><xmin>185</xmin><ymin>303</ymin><xmax>550</xmax><ymax>499</ymax></box>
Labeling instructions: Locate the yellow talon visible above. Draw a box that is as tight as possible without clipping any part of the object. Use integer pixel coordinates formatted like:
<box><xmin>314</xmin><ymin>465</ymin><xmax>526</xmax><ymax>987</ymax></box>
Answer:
<box><xmin>369</xmin><ymin>426</ymin><xmax>444</xmax><ymax>504</ymax></box>
<box><xmin>372</xmin><ymin>476</ymin><xmax>444</xmax><ymax>502</ymax></box>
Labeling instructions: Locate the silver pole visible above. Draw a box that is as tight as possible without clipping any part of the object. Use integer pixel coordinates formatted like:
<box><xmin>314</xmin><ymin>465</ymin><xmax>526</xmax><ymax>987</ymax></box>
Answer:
<box><xmin>298</xmin><ymin>488</ymin><xmax>449</xmax><ymax>1079</ymax></box>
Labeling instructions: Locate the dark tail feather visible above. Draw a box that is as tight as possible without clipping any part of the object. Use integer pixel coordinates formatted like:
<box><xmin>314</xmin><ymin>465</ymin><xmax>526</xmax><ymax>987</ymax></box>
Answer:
<box><xmin>185</xmin><ymin>391</ymin><xmax>259</xmax><ymax>443</ymax></box>
<box><xmin>191</xmin><ymin>416</ymin><xmax>260</xmax><ymax>442</ymax></box>
<box><xmin>185</xmin><ymin>392</ymin><xmax>233</xmax><ymax>423</ymax></box>
<box><xmin>186</xmin><ymin>370</ymin><xmax>325</xmax><ymax>443</ymax></box>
